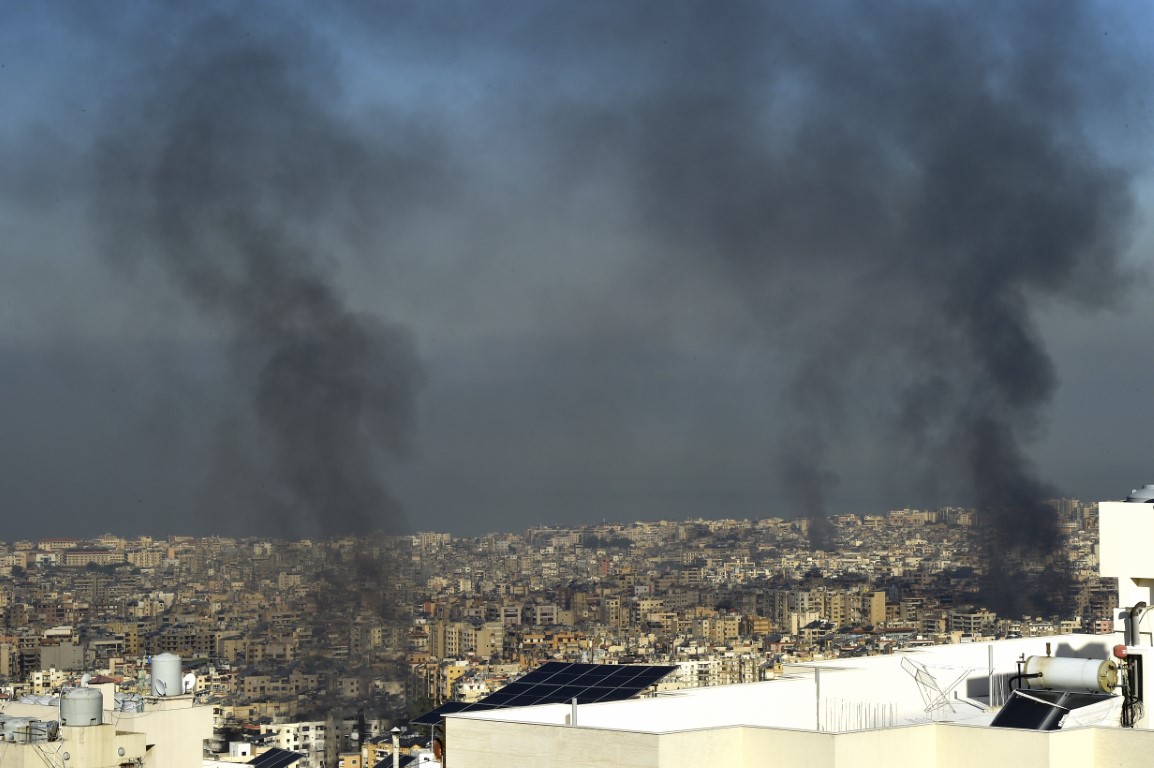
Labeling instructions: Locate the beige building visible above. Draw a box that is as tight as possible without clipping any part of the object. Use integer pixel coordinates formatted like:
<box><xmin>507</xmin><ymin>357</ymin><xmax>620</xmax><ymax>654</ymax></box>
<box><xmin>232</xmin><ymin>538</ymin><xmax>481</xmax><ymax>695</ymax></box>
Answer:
<box><xmin>1</xmin><ymin>688</ymin><xmax>212</xmax><ymax>768</ymax></box>
<box><xmin>0</xmin><ymin>721</ymin><xmax>147</xmax><ymax>768</ymax></box>
<box><xmin>61</xmin><ymin>549</ymin><xmax>126</xmax><ymax>567</ymax></box>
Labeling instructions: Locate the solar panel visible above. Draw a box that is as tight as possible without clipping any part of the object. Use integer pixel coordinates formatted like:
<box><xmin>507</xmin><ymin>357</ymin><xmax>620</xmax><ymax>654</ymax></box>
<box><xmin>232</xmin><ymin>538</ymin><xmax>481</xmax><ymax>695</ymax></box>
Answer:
<box><xmin>412</xmin><ymin>662</ymin><xmax>676</xmax><ymax>725</ymax></box>
<box><xmin>373</xmin><ymin>755</ymin><xmax>417</xmax><ymax>768</ymax></box>
<box><xmin>412</xmin><ymin>701</ymin><xmax>502</xmax><ymax>725</ymax></box>
<box><xmin>247</xmin><ymin>748</ymin><xmax>304</xmax><ymax>768</ymax></box>
<box><xmin>990</xmin><ymin>689</ymin><xmax>1116</xmax><ymax>731</ymax></box>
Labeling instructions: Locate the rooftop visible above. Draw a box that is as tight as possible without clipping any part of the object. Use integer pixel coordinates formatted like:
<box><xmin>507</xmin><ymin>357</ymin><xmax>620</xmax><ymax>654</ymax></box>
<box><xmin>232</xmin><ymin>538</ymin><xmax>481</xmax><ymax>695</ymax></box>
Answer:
<box><xmin>432</xmin><ymin>499</ymin><xmax>1154</xmax><ymax>768</ymax></box>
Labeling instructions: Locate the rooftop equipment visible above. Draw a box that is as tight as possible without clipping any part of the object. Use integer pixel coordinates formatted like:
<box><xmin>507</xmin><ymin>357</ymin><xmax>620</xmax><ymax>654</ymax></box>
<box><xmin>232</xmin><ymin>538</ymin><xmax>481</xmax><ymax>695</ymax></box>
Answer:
<box><xmin>991</xmin><ymin>689</ymin><xmax>1114</xmax><ymax>731</ymax></box>
<box><xmin>0</xmin><ymin>717</ymin><xmax>61</xmax><ymax>743</ymax></box>
<box><xmin>1020</xmin><ymin>656</ymin><xmax>1118</xmax><ymax>694</ymax></box>
<box><xmin>60</xmin><ymin>687</ymin><xmax>103</xmax><ymax>727</ymax></box>
<box><xmin>114</xmin><ymin>691</ymin><xmax>144</xmax><ymax>712</ymax></box>
<box><xmin>151</xmin><ymin>652</ymin><xmax>183</xmax><ymax>697</ymax></box>
<box><xmin>413</xmin><ymin>662</ymin><xmax>676</xmax><ymax>725</ymax></box>
<box><xmin>1125</xmin><ymin>484</ymin><xmax>1154</xmax><ymax>502</ymax></box>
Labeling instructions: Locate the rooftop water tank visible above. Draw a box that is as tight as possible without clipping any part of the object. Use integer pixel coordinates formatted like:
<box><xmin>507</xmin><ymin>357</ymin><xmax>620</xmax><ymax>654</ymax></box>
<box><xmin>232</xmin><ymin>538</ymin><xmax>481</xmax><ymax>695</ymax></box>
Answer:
<box><xmin>1022</xmin><ymin>656</ymin><xmax>1118</xmax><ymax>694</ymax></box>
<box><xmin>60</xmin><ymin>688</ymin><xmax>103</xmax><ymax>727</ymax></box>
<box><xmin>151</xmin><ymin>653</ymin><xmax>183</xmax><ymax>697</ymax></box>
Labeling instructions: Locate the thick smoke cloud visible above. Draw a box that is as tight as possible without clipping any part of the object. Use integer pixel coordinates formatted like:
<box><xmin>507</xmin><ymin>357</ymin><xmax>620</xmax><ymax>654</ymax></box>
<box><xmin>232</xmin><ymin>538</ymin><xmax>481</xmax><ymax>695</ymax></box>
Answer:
<box><xmin>577</xmin><ymin>2</ymin><xmax>1133</xmax><ymax>608</ymax></box>
<box><xmin>502</xmin><ymin>3</ymin><xmax>1135</xmax><ymax>563</ymax></box>
<box><xmin>89</xmin><ymin>15</ymin><xmax>435</xmax><ymax>537</ymax></box>
<box><xmin>31</xmin><ymin>0</ymin><xmax>1135</xmax><ymax>598</ymax></box>
<box><xmin>339</xmin><ymin>1</ymin><xmax>1138</xmax><ymax>606</ymax></box>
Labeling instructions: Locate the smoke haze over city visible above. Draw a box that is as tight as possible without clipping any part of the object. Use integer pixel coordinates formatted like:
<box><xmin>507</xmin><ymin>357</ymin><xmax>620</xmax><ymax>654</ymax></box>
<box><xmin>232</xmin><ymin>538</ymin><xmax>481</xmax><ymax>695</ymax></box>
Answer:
<box><xmin>1</xmin><ymin>2</ymin><xmax>1153</xmax><ymax>541</ymax></box>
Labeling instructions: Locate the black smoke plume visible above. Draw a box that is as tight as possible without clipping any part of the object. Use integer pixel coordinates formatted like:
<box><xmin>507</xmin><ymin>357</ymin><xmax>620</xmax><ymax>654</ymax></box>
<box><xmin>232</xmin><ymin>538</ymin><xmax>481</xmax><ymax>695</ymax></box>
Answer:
<box><xmin>72</xmin><ymin>2</ymin><xmax>1140</xmax><ymax>610</ymax></box>
<box><xmin>90</xmin><ymin>16</ymin><xmax>432</xmax><ymax>537</ymax></box>
<box><xmin>422</xmin><ymin>2</ymin><xmax>1137</xmax><ymax>598</ymax></box>
<box><xmin>605</xmin><ymin>3</ymin><xmax>1133</xmax><ymax>593</ymax></box>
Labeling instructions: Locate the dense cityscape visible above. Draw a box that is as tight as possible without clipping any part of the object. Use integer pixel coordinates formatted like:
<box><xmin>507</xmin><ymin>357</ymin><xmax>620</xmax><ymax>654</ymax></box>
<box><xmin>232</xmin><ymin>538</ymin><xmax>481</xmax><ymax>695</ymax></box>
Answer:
<box><xmin>0</xmin><ymin>500</ymin><xmax>1113</xmax><ymax>766</ymax></box>
<box><xmin>4</xmin><ymin>1</ymin><xmax>1153</xmax><ymax>766</ymax></box>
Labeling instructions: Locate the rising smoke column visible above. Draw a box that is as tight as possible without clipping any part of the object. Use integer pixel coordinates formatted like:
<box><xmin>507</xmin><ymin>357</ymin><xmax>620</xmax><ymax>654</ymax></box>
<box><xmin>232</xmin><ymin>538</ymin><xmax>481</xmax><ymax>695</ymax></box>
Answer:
<box><xmin>495</xmin><ymin>3</ymin><xmax>1136</xmax><ymax>582</ymax></box>
<box><xmin>336</xmin><ymin>0</ymin><xmax>1136</xmax><ymax>576</ymax></box>
<box><xmin>614</xmin><ymin>3</ymin><xmax>1134</xmax><ymax>578</ymax></box>
<box><xmin>90</xmin><ymin>15</ymin><xmax>431</xmax><ymax>537</ymax></box>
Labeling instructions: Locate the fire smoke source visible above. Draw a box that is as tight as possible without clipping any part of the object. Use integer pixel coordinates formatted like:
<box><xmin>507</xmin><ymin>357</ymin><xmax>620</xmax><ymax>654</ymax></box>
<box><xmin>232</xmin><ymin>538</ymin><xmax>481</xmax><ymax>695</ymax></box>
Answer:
<box><xmin>90</xmin><ymin>17</ymin><xmax>430</xmax><ymax>537</ymax></box>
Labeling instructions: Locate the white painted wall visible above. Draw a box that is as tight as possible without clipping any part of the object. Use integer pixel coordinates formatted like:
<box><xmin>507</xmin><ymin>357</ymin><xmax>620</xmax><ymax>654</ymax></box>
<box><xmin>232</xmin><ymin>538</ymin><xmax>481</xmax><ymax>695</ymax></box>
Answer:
<box><xmin>0</xmin><ymin>724</ymin><xmax>146</xmax><ymax>768</ymax></box>
<box><xmin>106</xmin><ymin>695</ymin><xmax>213</xmax><ymax>768</ymax></box>
<box><xmin>1099</xmin><ymin>501</ymin><xmax>1154</xmax><ymax>641</ymax></box>
<box><xmin>447</xmin><ymin>719</ymin><xmax>1154</xmax><ymax>768</ymax></box>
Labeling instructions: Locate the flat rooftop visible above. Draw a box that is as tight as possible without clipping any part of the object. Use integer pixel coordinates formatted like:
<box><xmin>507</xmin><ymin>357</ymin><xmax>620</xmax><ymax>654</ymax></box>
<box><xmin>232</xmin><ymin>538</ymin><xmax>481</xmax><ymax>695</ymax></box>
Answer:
<box><xmin>449</xmin><ymin>634</ymin><xmax>1123</xmax><ymax>734</ymax></box>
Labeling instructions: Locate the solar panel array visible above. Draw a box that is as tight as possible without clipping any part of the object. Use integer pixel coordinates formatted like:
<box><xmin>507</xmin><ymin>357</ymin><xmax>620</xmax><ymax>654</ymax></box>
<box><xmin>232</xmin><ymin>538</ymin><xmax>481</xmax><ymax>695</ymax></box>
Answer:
<box><xmin>372</xmin><ymin>755</ymin><xmax>416</xmax><ymax>768</ymax></box>
<box><xmin>413</xmin><ymin>662</ymin><xmax>676</xmax><ymax>725</ymax></box>
<box><xmin>989</xmin><ymin>689</ymin><xmax>1115</xmax><ymax>731</ymax></box>
<box><xmin>247</xmin><ymin>747</ymin><xmax>304</xmax><ymax>768</ymax></box>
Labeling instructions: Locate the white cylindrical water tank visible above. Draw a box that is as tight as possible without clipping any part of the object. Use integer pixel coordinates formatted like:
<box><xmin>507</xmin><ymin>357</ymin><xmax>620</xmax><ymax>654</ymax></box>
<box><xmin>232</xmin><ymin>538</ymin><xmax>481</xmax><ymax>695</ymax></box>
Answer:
<box><xmin>60</xmin><ymin>688</ymin><xmax>104</xmax><ymax>726</ymax></box>
<box><xmin>151</xmin><ymin>653</ymin><xmax>183</xmax><ymax>697</ymax></box>
<box><xmin>1022</xmin><ymin>656</ymin><xmax>1118</xmax><ymax>693</ymax></box>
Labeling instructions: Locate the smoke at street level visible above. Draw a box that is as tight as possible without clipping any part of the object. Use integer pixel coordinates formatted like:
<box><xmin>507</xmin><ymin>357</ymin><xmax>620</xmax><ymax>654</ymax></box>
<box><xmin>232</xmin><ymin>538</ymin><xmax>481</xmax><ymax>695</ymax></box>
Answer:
<box><xmin>89</xmin><ymin>16</ymin><xmax>435</xmax><ymax>537</ymax></box>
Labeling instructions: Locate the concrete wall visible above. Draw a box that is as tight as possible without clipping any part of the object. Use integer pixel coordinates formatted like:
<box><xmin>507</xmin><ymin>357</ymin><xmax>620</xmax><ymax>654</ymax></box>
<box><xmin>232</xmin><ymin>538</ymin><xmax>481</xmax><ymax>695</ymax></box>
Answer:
<box><xmin>1099</xmin><ymin>501</ymin><xmax>1154</xmax><ymax>640</ymax></box>
<box><xmin>449</xmin><ymin>719</ymin><xmax>661</xmax><ymax>768</ymax></box>
<box><xmin>114</xmin><ymin>696</ymin><xmax>214</xmax><ymax>768</ymax></box>
<box><xmin>831</xmin><ymin>726</ymin><xmax>936</xmax><ymax>768</ymax></box>
<box><xmin>658</xmin><ymin>726</ymin><xmax>745</xmax><ymax>768</ymax></box>
<box><xmin>40</xmin><ymin>641</ymin><xmax>85</xmax><ymax>672</ymax></box>
<box><xmin>0</xmin><ymin>724</ymin><xmax>146</xmax><ymax>768</ymax></box>
<box><xmin>1088</xmin><ymin>724</ymin><xmax>1154</xmax><ymax>767</ymax></box>
<box><xmin>446</xmin><ymin>717</ymin><xmax>1154</xmax><ymax>768</ymax></box>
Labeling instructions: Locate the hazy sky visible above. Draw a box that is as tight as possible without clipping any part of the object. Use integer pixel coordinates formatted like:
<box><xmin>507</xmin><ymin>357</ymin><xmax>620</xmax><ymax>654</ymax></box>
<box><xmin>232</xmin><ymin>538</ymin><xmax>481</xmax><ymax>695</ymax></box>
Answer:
<box><xmin>2</xmin><ymin>2</ymin><xmax>1153</xmax><ymax>540</ymax></box>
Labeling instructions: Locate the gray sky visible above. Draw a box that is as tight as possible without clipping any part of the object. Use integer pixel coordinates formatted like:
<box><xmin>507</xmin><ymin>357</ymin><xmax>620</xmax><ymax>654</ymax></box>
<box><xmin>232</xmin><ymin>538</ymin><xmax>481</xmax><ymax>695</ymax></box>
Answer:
<box><xmin>1</xmin><ymin>2</ymin><xmax>1153</xmax><ymax>540</ymax></box>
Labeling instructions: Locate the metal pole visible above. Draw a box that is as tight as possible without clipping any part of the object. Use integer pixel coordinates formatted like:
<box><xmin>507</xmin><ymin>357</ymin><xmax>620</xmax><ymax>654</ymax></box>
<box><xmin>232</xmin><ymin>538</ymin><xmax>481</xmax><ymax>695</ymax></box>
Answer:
<box><xmin>815</xmin><ymin>668</ymin><xmax>822</xmax><ymax>731</ymax></box>
<box><xmin>988</xmin><ymin>645</ymin><xmax>995</xmax><ymax>709</ymax></box>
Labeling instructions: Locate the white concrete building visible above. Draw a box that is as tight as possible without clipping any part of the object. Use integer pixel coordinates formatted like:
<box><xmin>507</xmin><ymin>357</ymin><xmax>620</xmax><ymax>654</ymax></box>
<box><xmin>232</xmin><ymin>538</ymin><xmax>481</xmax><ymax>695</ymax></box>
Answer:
<box><xmin>433</xmin><ymin>494</ymin><xmax>1154</xmax><ymax>768</ymax></box>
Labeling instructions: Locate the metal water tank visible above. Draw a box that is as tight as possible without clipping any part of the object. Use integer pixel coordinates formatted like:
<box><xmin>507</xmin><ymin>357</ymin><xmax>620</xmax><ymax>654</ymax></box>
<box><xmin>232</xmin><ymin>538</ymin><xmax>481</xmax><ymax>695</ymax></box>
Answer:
<box><xmin>60</xmin><ymin>688</ymin><xmax>104</xmax><ymax>726</ymax></box>
<box><xmin>1022</xmin><ymin>656</ymin><xmax>1118</xmax><ymax>693</ymax></box>
<box><xmin>151</xmin><ymin>653</ymin><xmax>183</xmax><ymax>696</ymax></box>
